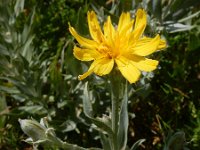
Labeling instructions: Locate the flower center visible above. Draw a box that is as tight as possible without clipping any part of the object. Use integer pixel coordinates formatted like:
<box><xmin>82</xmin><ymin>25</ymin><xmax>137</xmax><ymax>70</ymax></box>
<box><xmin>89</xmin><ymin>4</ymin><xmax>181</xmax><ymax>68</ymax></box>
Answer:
<box><xmin>97</xmin><ymin>44</ymin><xmax>118</xmax><ymax>59</ymax></box>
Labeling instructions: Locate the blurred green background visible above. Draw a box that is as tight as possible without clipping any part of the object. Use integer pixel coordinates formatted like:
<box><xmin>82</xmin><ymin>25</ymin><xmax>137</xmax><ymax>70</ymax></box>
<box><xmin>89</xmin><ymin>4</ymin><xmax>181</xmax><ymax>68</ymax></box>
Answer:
<box><xmin>0</xmin><ymin>0</ymin><xmax>200</xmax><ymax>149</ymax></box>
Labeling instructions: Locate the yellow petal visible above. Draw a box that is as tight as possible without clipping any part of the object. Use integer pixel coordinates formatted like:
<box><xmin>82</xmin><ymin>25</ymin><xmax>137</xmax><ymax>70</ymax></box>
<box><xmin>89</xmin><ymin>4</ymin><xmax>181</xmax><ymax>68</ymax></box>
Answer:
<box><xmin>103</xmin><ymin>16</ymin><xmax>115</xmax><ymax>46</ymax></box>
<box><xmin>69</xmin><ymin>25</ymin><xmax>97</xmax><ymax>49</ymax></box>
<box><xmin>78</xmin><ymin>59</ymin><xmax>98</xmax><ymax>80</ymax></box>
<box><xmin>132</xmin><ymin>35</ymin><xmax>160</xmax><ymax>56</ymax></box>
<box><xmin>87</xmin><ymin>11</ymin><xmax>104</xmax><ymax>43</ymax></box>
<box><xmin>78</xmin><ymin>58</ymin><xmax>114</xmax><ymax>80</ymax></box>
<box><xmin>93</xmin><ymin>58</ymin><xmax>114</xmax><ymax>76</ymax></box>
<box><xmin>118</xmin><ymin>12</ymin><xmax>129</xmax><ymax>31</ymax></box>
<box><xmin>133</xmin><ymin>9</ymin><xmax>147</xmax><ymax>40</ymax></box>
<box><xmin>73</xmin><ymin>46</ymin><xmax>102</xmax><ymax>61</ymax></box>
<box><xmin>136</xmin><ymin>36</ymin><xmax>167</xmax><ymax>50</ymax></box>
<box><xmin>128</xmin><ymin>55</ymin><xmax>159</xmax><ymax>71</ymax></box>
<box><xmin>78</xmin><ymin>68</ymin><xmax>94</xmax><ymax>80</ymax></box>
<box><xmin>117</xmin><ymin>12</ymin><xmax>134</xmax><ymax>36</ymax></box>
<box><xmin>115</xmin><ymin>57</ymin><xmax>141</xmax><ymax>83</ymax></box>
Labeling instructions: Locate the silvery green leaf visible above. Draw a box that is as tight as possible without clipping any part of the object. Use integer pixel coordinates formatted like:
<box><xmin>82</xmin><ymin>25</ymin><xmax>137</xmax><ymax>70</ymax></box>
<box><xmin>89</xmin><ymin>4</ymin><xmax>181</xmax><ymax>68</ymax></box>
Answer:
<box><xmin>83</xmin><ymin>82</ymin><xmax>93</xmax><ymax>117</ymax></box>
<box><xmin>0</xmin><ymin>44</ymin><xmax>9</xmax><ymax>55</ymax></box>
<box><xmin>0</xmin><ymin>77</ymin><xmax>39</xmax><ymax>98</ymax></box>
<box><xmin>24</xmin><ymin>137</ymin><xmax>34</xmax><ymax>143</ymax></box>
<box><xmin>163</xmin><ymin>131</ymin><xmax>189</xmax><ymax>150</ymax></box>
<box><xmin>99</xmin><ymin>132</ymin><xmax>112</xmax><ymax>150</ymax></box>
<box><xmin>40</xmin><ymin>117</ymin><xmax>49</xmax><ymax>128</ymax></box>
<box><xmin>130</xmin><ymin>139</ymin><xmax>146</xmax><ymax>150</ymax></box>
<box><xmin>118</xmin><ymin>82</ymin><xmax>128</xmax><ymax>150</ymax></box>
<box><xmin>0</xmin><ymin>94</ymin><xmax>7</xmax><ymax>128</ymax></box>
<box><xmin>21</xmin><ymin>34</ymin><xmax>34</xmax><ymax>62</ymax></box>
<box><xmin>18</xmin><ymin>105</ymin><xmax>47</xmax><ymax>114</ymax></box>
<box><xmin>151</xmin><ymin>0</ymin><xmax>162</xmax><ymax>20</ymax></box>
<box><xmin>178</xmin><ymin>10</ymin><xmax>200</xmax><ymax>22</ymax></box>
<box><xmin>19</xmin><ymin>119</ymin><xmax>90</xmax><ymax>150</ymax></box>
<box><xmin>61</xmin><ymin>120</ymin><xmax>76</xmax><ymax>132</ymax></box>
<box><xmin>83</xmin><ymin>82</ymin><xmax>113</xmax><ymax>136</ymax></box>
<box><xmin>14</xmin><ymin>0</ymin><xmax>25</xmax><ymax>17</ymax></box>
<box><xmin>19</xmin><ymin>119</ymin><xmax>47</xmax><ymax>141</ymax></box>
<box><xmin>0</xmin><ymin>85</ymin><xmax>19</xmax><ymax>94</ymax></box>
<box><xmin>165</xmin><ymin>22</ymin><xmax>194</xmax><ymax>33</ymax></box>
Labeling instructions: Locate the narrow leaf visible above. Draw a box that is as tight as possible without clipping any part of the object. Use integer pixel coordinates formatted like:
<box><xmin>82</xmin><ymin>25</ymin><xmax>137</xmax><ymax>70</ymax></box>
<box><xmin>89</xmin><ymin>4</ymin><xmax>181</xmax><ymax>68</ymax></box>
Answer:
<box><xmin>163</xmin><ymin>131</ymin><xmax>188</xmax><ymax>150</ymax></box>
<box><xmin>130</xmin><ymin>139</ymin><xmax>146</xmax><ymax>150</ymax></box>
<box><xmin>0</xmin><ymin>44</ymin><xmax>9</xmax><ymax>55</ymax></box>
<box><xmin>14</xmin><ymin>0</ymin><xmax>25</xmax><ymax>17</ymax></box>
<box><xmin>152</xmin><ymin>0</ymin><xmax>162</xmax><ymax>20</ymax></box>
<box><xmin>83</xmin><ymin>82</ymin><xmax>93</xmax><ymax>117</ymax></box>
<box><xmin>19</xmin><ymin>119</ymin><xmax>101</xmax><ymax>150</ymax></box>
<box><xmin>178</xmin><ymin>10</ymin><xmax>200</xmax><ymax>22</ymax></box>
<box><xmin>0</xmin><ymin>94</ymin><xmax>7</xmax><ymax>128</ymax></box>
<box><xmin>99</xmin><ymin>132</ymin><xmax>112</xmax><ymax>150</ymax></box>
<box><xmin>166</xmin><ymin>23</ymin><xmax>194</xmax><ymax>33</ymax></box>
<box><xmin>83</xmin><ymin>82</ymin><xmax>114</xmax><ymax>136</ymax></box>
<box><xmin>118</xmin><ymin>82</ymin><xmax>128</xmax><ymax>150</ymax></box>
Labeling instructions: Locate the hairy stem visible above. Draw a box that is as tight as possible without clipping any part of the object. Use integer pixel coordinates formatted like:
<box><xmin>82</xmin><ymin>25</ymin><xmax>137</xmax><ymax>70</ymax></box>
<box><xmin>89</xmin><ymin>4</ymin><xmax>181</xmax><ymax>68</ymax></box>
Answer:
<box><xmin>110</xmin><ymin>70</ymin><xmax>125</xmax><ymax>150</ymax></box>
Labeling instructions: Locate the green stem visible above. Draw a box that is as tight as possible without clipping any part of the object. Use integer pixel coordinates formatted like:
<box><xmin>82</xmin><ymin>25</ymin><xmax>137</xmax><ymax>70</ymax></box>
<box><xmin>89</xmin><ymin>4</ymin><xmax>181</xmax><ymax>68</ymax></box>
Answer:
<box><xmin>111</xmin><ymin>92</ymin><xmax>119</xmax><ymax>150</ymax></box>
<box><xmin>110</xmin><ymin>70</ymin><xmax>124</xmax><ymax>150</ymax></box>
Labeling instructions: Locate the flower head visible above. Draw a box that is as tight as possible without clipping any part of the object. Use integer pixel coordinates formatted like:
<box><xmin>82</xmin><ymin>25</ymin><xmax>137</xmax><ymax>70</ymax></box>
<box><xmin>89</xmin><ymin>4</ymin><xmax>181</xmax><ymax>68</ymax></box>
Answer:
<box><xmin>69</xmin><ymin>9</ymin><xmax>166</xmax><ymax>83</ymax></box>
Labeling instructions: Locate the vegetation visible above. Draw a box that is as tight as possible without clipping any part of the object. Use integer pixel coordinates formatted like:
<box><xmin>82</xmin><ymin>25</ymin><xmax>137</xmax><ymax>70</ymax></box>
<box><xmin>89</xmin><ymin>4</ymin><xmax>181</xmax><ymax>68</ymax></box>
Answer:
<box><xmin>0</xmin><ymin>0</ymin><xmax>200</xmax><ymax>149</ymax></box>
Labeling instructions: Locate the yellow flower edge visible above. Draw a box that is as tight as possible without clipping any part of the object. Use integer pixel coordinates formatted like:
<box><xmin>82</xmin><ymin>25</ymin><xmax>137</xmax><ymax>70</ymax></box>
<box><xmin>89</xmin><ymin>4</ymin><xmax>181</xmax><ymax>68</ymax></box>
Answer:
<box><xmin>69</xmin><ymin>9</ymin><xmax>166</xmax><ymax>83</ymax></box>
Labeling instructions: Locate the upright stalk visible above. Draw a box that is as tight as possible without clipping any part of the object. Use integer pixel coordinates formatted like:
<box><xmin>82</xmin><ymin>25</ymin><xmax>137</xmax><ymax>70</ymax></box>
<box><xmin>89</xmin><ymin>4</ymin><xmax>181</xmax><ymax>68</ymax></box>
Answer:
<box><xmin>111</xmin><ymin>91</ymin><xmax>119</xmax><ymax>150</ymax></box>
<box><xmin>110</xmin><ymin>70</ymin><xmax>125</xmax><ymax>150</ymax></box>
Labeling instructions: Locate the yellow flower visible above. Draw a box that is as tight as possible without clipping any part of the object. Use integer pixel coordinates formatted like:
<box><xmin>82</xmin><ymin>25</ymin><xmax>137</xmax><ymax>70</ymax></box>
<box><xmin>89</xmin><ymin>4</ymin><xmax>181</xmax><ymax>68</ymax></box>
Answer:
<box><xmin>69</xmin><ymin>9</ymin><xmax>166</xmax><ymax>83</ymax></box>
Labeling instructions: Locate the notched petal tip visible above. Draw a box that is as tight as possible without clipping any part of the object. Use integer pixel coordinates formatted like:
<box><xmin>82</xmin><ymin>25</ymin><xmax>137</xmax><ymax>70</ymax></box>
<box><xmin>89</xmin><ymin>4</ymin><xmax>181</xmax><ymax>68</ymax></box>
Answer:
<box><xmin>87</xmin><ymin>10</ymin><xmax>104</xmax><ymax>43</ymax></box>
<box><xmin>136</xmin><ymin>8</ymin><xmax>146</xmax><ymax>15</ymax></box>
<box><xmin>135</xmin><ymin>9</ymin><xmax>146</xmax><ymax>23</ymax></box>
<box><xmin>87</xmin><ymin>11</ymin><xmax>94</xmax><ymax>22</ymax></box>
<box><xmin>158</xmin><ymin>39</ymin><xmax>167</xmax><ymax>49</ymax></box>
<box><xmin>87</xmin><ymin>10</ymin><xmax>95</xmax><ymax>16</ymax></box>
<box><xmin>68</xmin><ymin>25</ymin><xmax>75</xmax><ymax>36</ymax></box>
<box><xmin>133</xmin><ymin>9</ymin><xmax>147</xmax><ymax>40</ymax></box>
